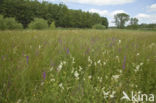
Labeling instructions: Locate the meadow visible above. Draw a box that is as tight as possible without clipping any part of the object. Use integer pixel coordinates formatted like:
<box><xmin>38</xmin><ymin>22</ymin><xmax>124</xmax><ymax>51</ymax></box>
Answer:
<box><xmin>0</xmin><ymin>30</ymin><xmax>156</xmax><ymax>103</ymax></box>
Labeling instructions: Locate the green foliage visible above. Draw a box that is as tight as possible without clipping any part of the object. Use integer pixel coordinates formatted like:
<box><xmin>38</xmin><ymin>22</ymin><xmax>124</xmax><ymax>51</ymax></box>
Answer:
<box><xmin>0</xmin><ymin>0</ymin><xmax>108</xmax><ymax>28</ymax></box>
<box><xmin>4</xmin><ymin>17</ymin><xmax>23</xmax><ymax>30</ymax></box>
<box><xmin>0</xmin><ymin>15</ymin><xmax>23</xmax><ymax>30</ymax></box>
<box><xmin>114</xmin><ymin>13</ymin><xmax>130</xmax><ymax>29</ymax></box>
<box><xmin>92</xmin><ymin>24</ymin><xmax>106</xmax><ymax>30</ymax></box>
<box><xmin>50</xmin><ymin>21</ymin><xmax>56</xmax><ymax>30</ymax></box>
<box><xmin>0</xmin><ymin>15</ymin><xmax>7</xmax><ymax>30</ymax></box>
<box><xmin>28</xmin><ymin>18</ymin><xmax>48</xmax><ymax>30</ymax></box>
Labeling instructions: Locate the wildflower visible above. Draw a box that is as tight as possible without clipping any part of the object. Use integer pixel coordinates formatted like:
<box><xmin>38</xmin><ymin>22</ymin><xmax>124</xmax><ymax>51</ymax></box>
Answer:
<box><xmin>136</xmin><ymin>53</ymin><xmax>140</xmax><ymax>56</ymax></box>
<box><xmin>43</xmin><ymin>72</ymin><xmax>46</xmax><ymax>80</ymax></box>
<box><xmin>59</xmin><ymin>83</ymin><xmax>64</xmax><ymax>89</ymax></box>
<box><xmin>41</xmin><ymin>82</ymin><xmax>44</xmax><ymax>86</ymax></box>
<box><xmin>88</xmin><ymin>56</ymin><xmax>92</xmax><ymax>64</ymax></box>
<box><xmin>122</xmin><ymin>56</ymin><xmax>126</xmax><ymax>69</ymax></box>
<box><xmin>103</xmin><ymin>91</ymin><xmax>110</xmax><ymax>98</ymax></box>
<box><xmin>57</xmin><ymin>62</ymin><xmax>63</xmax><ymax>72</ymax></box>
<box><xmin>110</xmin><ymin>91</ymin><xmax>116</xmax><ymax>98</ymax></box>
<box><xmin>50</xmin><ymin>67</ymin><xmax>53</xmax><ymax>72</ymax></box>
<box><xmin>50</xmin><ymin>78</ymin><xmax>55</xmax><ymax>82</ymax></box>
<box><xmin>26</xmin><ymin>56</ymin><xmax>29</xmax><ymax>64</ymax></box>
<box><xmin>97</xmin><ymin>60</ymin><xmax>101</xmax><ymax>64</ymax></box>
<box><xmin>119</xmin><ymin>40</ymin><xmax>121</xmax><ymax>44</ymax></box>
<box><xmin>63</xmin><ymin>61</ymin><xmax>67</xmax><ymax>65</ymax></box>
<box><xmin>135</xmin><ymin>65</ymin><xmax>140</xmax><ymax>72</ymax></box>
<box><xmin>39</xmin><ymin>45</ymin><xmax>41</xmax><ymax>49</ymax></box>
<box><xmin>79</xmin><ymin>66</ymin><xmax>83</xmax><ymax>71</ymax></box>
<box><xmin>88</xmin><ymin>75</ymin><xmax>92</xmax><ymax>79</ymax></box>
<box><xmin>74</xmin><ymin>71</ymin><xmax>79</xmax><ymax>79</ymax></box>
<box><xmin>66</xmin><ymin>48</ymin><xmax>69</xmax><ymax>54</ymax></box>
<box><xmin>17</xmin><ymin>99</ymin><xmax>22</xmax><ymax>103</ymax></box>
<box><xmin>140</xmin><ymin>62</ymin><xmax>143</xmax><ymax>66</ymax></box>
<box><xmin>103</xmin><ymin>62</ymin><xmax>106</xmax><ymax>65</ymax></box>
<box><xmin>98</xmin><ymin>77</ymin><xmax>102</xmax><ymax>82</ymax></box>
<box><xmin>71</xmin><ymin>57</ymin><xmax>75</xmax><ymax>64</ymax></box>
<box><xmin>112</xmin><ymin>75</ymin><xmax>120</xmax><ymax>81</ymax></box>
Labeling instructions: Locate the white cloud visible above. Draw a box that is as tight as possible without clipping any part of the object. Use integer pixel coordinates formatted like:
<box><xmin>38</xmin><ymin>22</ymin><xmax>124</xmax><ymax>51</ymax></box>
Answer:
<box><xmin>111</xmin><ymin>10</ymin><xmax>126</xmax><ymax>16</ymax></box>
<box><xmin>47</xmin><ymin>0</ymin><xmax>135</xmax><ymax>5</ymax></box>
<box><xmin>135</xmin><ymin>13</ymin><xmax>156</xmax><ymax>24</ymax></box>
<box><xmin>89</xmin><ymin>9</ymin><xmax>108</xmax><ymax>16</ymax></box>
<box><xmin>149</xmin><ymin>3</ymin><xmax>156</xmax><ymax>11</ymax></box>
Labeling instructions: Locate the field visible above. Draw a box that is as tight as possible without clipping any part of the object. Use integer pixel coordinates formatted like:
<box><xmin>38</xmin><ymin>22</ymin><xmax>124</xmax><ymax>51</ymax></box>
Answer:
<box><xmin>0</xmin><ymin>30</ymin><xmax>156</xmax><ymax>103</ymax></box>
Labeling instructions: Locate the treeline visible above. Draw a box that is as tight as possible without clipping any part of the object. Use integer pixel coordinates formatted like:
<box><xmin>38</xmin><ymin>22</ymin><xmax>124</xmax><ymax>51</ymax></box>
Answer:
<box><xmin>127</xmin><ymin>23</ymin><xmax>156</xmax><ymax>30</ymax></box>
<box><xmin>0</xmin><ymin>0</ymin><xmax>108</xmax><ymax>29</ymax></box>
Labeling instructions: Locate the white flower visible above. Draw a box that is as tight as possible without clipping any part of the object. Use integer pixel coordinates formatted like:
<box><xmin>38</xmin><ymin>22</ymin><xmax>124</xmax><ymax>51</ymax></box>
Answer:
<box><xmin>118</xmin><ymin>40</ymin><xmax>121</xmax><ymax>44</ymax></box>
<box><xmin>103</xmin><ymin>91</ymin><xmax>110</xmax><ymax>96</ymax></box>
<box><xmin>140</xmin><ymin>62</ymin><xmax>143</xmax><ymax>66</ymax></box>
<box><xmin>63</xmin><ymin>61</ymin><xmax>66</xmax><ymax>65</ymax></box>
<box><xmin>74</xmin><ymin>71</ymin><xmax>79</xmax><ymax>78</ymax></box>
<box><xmin>136</xmin><ymin>65</ymin><xmax>140</xmax><ymax>70</ymax></box>
<box><xmin>88</xmin><ymin>56</ymin><xmax>92</xmax><ymax>64</ymax></box>
<box><xmin>118</xmin><ymin>70</ymin><xmax>122</xmax><ymax>74</ymax></box>
<box><xmin>97</xmin><ymin>60</ymin><xmax>101</xmax><ymax>64</ymax></box>
<box><xmin>103</xmin><ymin>62</ymin><xmax>106</xmax><ymax>65</ymax></box>
<box><xmin>17</xmin><ymin>99</ymin><xmax>22</xmax><ymax>103</ymax></box>
<box><xmin>112</xmin><ymin>75</ymin><xmax>120</xmax><ymax>81</ymax></box>
<box><xmin>79</xmin><ymin>66</ymin><xmax>83</xmax><ymax>71</ymax></box>
<box><xmin>110</xmin><ymin>94</ymin><xmax>114</xmax><ymax>98</ymax></box>
<box><xmin>136</xmin><ymin>53</ymin><xmax>140</xmax><ymax>56</ymax></box>
<box><xmin>135</xmin><ymin>65</ymin><xmax>140</xmax><ymax>72</ymax></box>
<box><xmin>98</xmin><ymin>77</ymin><xmax>102</xmax><ymax>82</ymax></box>
<box><xmin>59</xmin><ymin>83</ymin><xmax>64</xmax><ymax>89</ymax></box>
<box><xmin>41</xmin><ymin>82</ymin><xmax>44</xmax><ymax>86</ymax></box>
<box><xmin>39</xmin><ymin>45</ymin><xmax>41</xmax><ymax>49</ymax></box>
<box><xmin>57</xmin><ymin>62</ymin><xmax>63</xmax><ymax>72</ymax></box>
<box><xmin>50</xmin><ymin>78</ymin><xmax>55</xmax><ymax>82</ymax></box>
<box><xmin>88</xmin><ymin>75</ymin><xmax>92</xmax><ymax>79</ymax></box>
<box><xmin>50</xmin><ymin>67</ymin><xmax>53</xmax><ymax>72</ymax></box>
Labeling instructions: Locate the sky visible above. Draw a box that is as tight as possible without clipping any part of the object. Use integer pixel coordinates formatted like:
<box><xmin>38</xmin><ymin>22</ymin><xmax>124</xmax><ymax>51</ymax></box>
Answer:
<box><xmin>40</xmin><ymin>0</ymin><xmax>156</xmax><ymax>26</ymax></box>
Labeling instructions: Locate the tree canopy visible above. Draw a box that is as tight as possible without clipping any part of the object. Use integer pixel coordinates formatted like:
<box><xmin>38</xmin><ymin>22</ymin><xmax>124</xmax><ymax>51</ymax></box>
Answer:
<box><xmin>114</xmin><ymin>13</ymin><xmax>130</xmax><ymax>29</ymax></box>
<box><xmin>0</xmin><ymin>0</ymin><xmax>108</xmax><ymax>28</ymax></box>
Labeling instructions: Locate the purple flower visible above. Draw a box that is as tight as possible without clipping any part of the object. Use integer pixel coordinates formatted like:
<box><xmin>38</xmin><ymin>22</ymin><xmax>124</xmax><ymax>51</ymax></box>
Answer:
<box><xmin>85</xmin><ymin>48</ymin><xmax>90</xmax><ymax>55</ymax></box>
<box><xmin>43</xmin><ymin>72</ymin><xmax>46</xmax><ymax>80</ymax></box>
<box><xmin>66</xmin><ymin>48</ymin><xmax>69</xmax><ymax>54</ymax></box>
<box><xmin>122</xmin><ymin>56</ymin><xmax>126</xmax><ymax>69</ymax></box>
<box><xmin>26</xmin><ymin>56</ymin><xmax>29</xmax><ymax>64</ymax></box>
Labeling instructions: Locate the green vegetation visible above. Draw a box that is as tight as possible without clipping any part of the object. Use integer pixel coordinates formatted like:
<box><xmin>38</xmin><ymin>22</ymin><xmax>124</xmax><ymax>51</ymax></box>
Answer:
<box><xmin>0</xmin><ymin>30</ymin><xmax>155</xmax><ymax>103</ymax></box>
<box><xmin>50</xmin><ymin>22</ymin><xmax>56</xmax><ymax>30</ymax></box>
<box><xmin>0</xmin><ymin>15</ymin><xmax>23</xmax><ymax>30</ymax></box>
<box><xmin>0</xmin><ymin>0</ymin><xmax>108</xmax><ymax>28</ymax></box>
<box><xmin>28</xmin><ymin>18</ymin><xmax>49</xmax><ymax>30</ymax></box>
<box><xmin>92</xmin><ymin>24</ymin><xmax>106</xmax><ymax>30</ymax></box>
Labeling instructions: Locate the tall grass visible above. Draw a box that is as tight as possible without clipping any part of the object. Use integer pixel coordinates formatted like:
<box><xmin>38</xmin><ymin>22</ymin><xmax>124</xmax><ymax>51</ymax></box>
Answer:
<box><xmin>0</xmin><ymin>30</ymin><xmax>155</xmax><ymax>103</ymax></box>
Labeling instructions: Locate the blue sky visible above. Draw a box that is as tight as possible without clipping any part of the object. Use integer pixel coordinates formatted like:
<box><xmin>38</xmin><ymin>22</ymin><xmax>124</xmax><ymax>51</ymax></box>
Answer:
<box><xmin>40</xmin><ymin>0</ymin><xmax>156</xmax><ymax>26</ymax></box>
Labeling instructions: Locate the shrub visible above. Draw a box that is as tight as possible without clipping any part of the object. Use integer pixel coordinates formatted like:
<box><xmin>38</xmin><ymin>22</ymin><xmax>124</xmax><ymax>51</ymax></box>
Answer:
<box><xmin>28</xmin><ymin>18</ymin><xmax>48</xmax><ymax>30</ymax></box>
<box><xmin>0</xmin><ymin>15</ymin><xmax>23</xmax><ymax>30</ymax></box>
<box><xmin>0</xmin><ymin>15</ymin><xmax>7</xmax><ymax>30</ymax></box>
<box><xmin>5</xmin><ymin>18</ymin><xmax>23</xmax><ymax>30</ymax></box>
<box><xmin>50</xmin><ymin>21</ymin><xmax>56</xmax><ymax>30</ymax></box>
<box><xmin>92</xmin><ymin>24</ymin><xmax>106</xmax><ymax>30</ymax></box>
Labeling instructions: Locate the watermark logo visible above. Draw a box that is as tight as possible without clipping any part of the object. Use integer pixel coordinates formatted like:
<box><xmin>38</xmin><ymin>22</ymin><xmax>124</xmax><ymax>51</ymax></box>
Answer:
<box><xmin>121</xmin><ymin>91</ymin><xmax>154</xmax><ymax>102</ymax></box>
